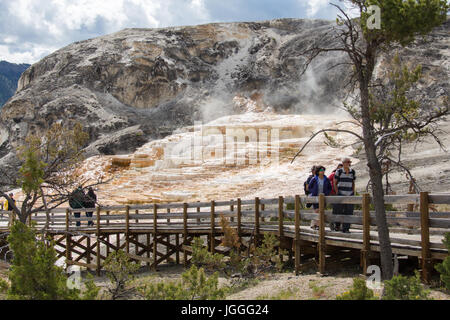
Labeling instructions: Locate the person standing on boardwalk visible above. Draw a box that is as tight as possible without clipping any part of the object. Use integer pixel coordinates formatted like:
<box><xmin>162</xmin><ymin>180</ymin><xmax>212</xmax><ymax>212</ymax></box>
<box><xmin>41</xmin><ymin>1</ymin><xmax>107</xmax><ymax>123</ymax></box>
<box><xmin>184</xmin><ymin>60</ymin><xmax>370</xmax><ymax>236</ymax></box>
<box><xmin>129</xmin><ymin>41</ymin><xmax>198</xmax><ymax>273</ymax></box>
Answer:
<box><xmin>328</xmin><ymin>163</ymin><xmax>343</xmax><ymax>195</ymax></box>
<box><xmin>69</xmin><ymin>186</ymin><xmax>85</xmax><ymax>227</ymax></box>
<box><xmin>304</xmin><ymin>165</ymin><xmax>317</xmax><ymax>208</ymax></box>
<box><xmin>333</xmin><ymin>158</ymin><xmax>356</xmax><ymax>233</ymax></box>
<box><xmin>4</xmin><ymin>193</ymin><xmax>16</xmax><ymax>226</ymax></box>
<box><xmin>308</xmin><ymin>166</ymin><xmax>332</xmax><ymax>230</ymax></box>
<box><xmin>84</xmin><ymin>187</ymin><xmax>97</xmax><ymax>227</ymax></box>
<box><xmin>329</xmin><ymin>163</ymin><xmax>343</xmax><ymax>231</ymax></box>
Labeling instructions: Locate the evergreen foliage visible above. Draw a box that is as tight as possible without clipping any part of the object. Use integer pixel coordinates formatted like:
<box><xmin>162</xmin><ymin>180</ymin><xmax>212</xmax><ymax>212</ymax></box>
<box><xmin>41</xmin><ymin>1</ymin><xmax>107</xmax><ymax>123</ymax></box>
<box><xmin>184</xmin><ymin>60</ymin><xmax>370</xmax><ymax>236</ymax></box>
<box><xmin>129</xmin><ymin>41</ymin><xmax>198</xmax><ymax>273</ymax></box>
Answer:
<box><xmin>103</xmin><ymin>250</ymin><xmax>140</xmax><ymax>300</ymax></box>
<box><xmin>435</xmin><ymin>232</ymin><xmax>450</xmax><ymax>291</ymax></box>
<box><xmin>141</xmin><ymin>265</ymin><xmax>225</xmax><ymax>300</ymax></box>
<box><xmin>6</xmin><ymin>221</ymin><xmax>79</xmax><ymax>300</ymax></box>
<box><xmin>382</xmin><ymin>271</ymin><xmax>431</xmax><ymax>300</ymax></box>
<box><xmin>191</xmin><ymin>237</ymin><xmax>225</xmax><ymax>271</ymax></box>
<box><xmin>336</xmin><ymin>277</ymin><xmax>376</xmax><ymax>300</ymax></box>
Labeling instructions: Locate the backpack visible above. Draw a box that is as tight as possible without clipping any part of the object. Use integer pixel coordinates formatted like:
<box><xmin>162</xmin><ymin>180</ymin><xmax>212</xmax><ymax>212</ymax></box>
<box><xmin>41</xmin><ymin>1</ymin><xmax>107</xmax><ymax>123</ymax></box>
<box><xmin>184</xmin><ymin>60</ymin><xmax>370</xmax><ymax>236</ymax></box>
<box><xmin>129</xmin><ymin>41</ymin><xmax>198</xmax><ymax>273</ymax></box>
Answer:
<box><xmin>69</xmin><ymin>189</ymin><xmax>85</xmax><ymax>209</ymax></box>
<box><xmin>304</xmin><ymin>175</ymin><xmax>314</xmax><ymax>195</ymax></box>
<box><xmin>304</xmin><ymin>174</ymin><xmax>315</xmax><ymax>208</ymax></box>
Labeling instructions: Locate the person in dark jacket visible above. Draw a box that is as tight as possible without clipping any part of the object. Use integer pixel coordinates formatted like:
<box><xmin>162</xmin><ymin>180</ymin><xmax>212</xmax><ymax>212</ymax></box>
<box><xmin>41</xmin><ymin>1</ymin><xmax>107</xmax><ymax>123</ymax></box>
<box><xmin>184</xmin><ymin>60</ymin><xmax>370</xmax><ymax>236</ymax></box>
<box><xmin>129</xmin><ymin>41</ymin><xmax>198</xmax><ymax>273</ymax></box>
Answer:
<box><xmin>3</xmin><ymin>193</ymin><xmax>15</xmax><ymax>211</ymax></box>
<box><xmin>69</xmin><ymin>186</ymin><xmax>85</xmax><ymax>227</ymax></box>
<box><xmin>308</xmin><ymin>166</ymin><xmax>332</xmax><ymax>229</ymax></box>
<box><xmin>4</xmin><ymin>193</ymin><xmax>16</xmax><ymax>227</ymax></box>
<box><xmin>84</xmin><ymin>187</ymin><xmax>97</xmax><ymax>227</ymax></box>
<box><xmin>304</xmin><ymin>165</ymin><xmax>317</xmax><ymax>208</ymax></box>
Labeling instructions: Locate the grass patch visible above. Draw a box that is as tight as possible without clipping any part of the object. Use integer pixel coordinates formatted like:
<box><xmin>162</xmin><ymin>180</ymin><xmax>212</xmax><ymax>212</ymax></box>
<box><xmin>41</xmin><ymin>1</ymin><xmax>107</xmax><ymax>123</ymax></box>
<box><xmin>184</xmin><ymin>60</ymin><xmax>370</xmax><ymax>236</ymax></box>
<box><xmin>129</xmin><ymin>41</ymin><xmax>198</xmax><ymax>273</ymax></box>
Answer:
<box><xmin>308</xmin><ymin>280</ymin><xmax>328</xmax><ymax>299</ymax></box>
<box><xmin>256</xmin><ymin>287</ymin><xmax>300</xmax><ymax>300</ymax></box>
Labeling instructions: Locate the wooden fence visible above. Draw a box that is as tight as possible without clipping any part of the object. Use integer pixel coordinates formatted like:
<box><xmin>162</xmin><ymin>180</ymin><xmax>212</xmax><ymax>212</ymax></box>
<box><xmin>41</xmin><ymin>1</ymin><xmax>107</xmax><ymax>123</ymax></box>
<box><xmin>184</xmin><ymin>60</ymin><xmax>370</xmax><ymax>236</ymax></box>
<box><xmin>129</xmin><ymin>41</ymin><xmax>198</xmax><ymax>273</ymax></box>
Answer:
<box><xmin>0</xmin><ymin>192</ymin><xmax>449</xmax><ymax>282</ymax></box>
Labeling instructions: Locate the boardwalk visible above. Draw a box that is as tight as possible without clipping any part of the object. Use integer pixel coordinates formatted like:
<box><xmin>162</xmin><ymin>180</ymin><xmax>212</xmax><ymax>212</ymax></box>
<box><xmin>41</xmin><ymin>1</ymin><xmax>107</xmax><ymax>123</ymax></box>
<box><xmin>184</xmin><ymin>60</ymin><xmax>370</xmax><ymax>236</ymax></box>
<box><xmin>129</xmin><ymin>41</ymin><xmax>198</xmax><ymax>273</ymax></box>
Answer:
<box><xmin>1</xmin><ymin>192</ymin><xmax>449</xmax><ymax>282</ymax></box>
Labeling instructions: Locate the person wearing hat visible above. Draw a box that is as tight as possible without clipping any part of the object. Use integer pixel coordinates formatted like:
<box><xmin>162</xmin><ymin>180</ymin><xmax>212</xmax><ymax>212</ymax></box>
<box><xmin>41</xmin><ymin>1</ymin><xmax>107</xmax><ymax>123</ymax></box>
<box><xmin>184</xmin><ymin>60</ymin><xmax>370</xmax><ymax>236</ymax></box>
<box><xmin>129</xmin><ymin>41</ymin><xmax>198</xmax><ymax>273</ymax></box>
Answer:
<box><xmin>308</xmin><ymin>166</ymin><xmax>332</xmax><ymax>230</ymax></box>
<box><xmin>333</xmin><ymin>158</ymin><xmax>356</xmax><ymax>233</ymax></box>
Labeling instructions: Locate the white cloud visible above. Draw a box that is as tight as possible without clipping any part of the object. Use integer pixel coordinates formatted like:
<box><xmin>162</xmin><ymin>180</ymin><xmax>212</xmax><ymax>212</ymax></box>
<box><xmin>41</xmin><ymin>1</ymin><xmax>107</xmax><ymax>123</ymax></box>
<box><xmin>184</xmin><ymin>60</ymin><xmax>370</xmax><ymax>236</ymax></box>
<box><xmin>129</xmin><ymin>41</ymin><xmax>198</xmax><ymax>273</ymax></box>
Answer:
<box><xmin>0</xmin><ymin>0</ymin><xmax>338</xmax><ymax>64</ymax></box>
<box><xmin>305</xmin><ymin>0</ymin><xmax>330</xmax><ymax>17</ymax></box>
<box><xmin>0</xmin><ymin>43</ymin><xmax>58</xmax><ymax>64</ymax></box>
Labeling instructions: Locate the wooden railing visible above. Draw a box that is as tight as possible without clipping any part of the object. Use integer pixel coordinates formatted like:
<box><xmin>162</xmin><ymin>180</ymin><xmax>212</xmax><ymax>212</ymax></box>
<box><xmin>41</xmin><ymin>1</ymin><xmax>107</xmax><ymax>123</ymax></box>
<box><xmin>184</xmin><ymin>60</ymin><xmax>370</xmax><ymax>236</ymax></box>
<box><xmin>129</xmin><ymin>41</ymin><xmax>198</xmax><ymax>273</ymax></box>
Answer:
<box><xmin>0</xmin><ymin>192</ymin><xmax>449</xmax><ymax>281</ymax></box>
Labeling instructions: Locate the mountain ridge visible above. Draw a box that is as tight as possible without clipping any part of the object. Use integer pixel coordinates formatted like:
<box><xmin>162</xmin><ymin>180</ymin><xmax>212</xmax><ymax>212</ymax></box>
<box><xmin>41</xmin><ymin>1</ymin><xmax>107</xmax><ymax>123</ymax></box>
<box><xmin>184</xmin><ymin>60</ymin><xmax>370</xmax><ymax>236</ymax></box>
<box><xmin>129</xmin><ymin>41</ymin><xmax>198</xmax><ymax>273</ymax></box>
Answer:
<box><xmin>0</xmin><ymin>61</ymin><xmax>30</xmax><ymax>108</ymax></box>
<box><xmin>0</xmin><ymin>18</ymin><xmax>448</xmax><ymax>189</ymax></box>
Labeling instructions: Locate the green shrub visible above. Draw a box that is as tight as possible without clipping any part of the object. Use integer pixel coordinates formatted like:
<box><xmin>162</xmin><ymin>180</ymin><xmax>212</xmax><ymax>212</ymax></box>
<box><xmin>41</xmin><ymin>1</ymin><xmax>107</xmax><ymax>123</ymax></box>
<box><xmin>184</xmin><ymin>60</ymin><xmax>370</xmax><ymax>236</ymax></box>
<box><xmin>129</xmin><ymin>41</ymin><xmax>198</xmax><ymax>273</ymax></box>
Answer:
<box><xmin>80</xmin><ymin>273</ymin><xmax>100</xmax><ymax>300</ymax></box>
<box><xmin>435</xmin><ymin>232</ymin><xmax>450</xmax><ymax>291</ymax></box>
<box><xmin>252</xmin><ymin>233</ymin><xmax>286</xmax><ymax>273</ymax></box>
<box><xmin>141</xmin><ymin>265</ymin><xmax>225</xmax><ymax>300</ymax></box>
<box><xmin>336</xmin><ymin>278</ymin><xmax>376</xmax><ymax>300</ymax></box>
<box><xmin>382</xmin><ymin>271</ymin><xmax>430</xmax><ymax>300</ymax></box>
<box><xmin>6</xmin><ymin>221</ymin><xmax>80</xmax><ymax>300</ymax></box>
<box><xmin>191</xmin><ymin>237</ymin><xmax>225</xmax><ymax>271</ymax></box>
<box><xmin>103</xmin><ymin>250</ymin><xmax>140</xmax><ymax>300</ymax></box>
<box><xmin>0</xmin><ymin>278</ymin><xmax>9</xmax><ymax>294</ymax></box>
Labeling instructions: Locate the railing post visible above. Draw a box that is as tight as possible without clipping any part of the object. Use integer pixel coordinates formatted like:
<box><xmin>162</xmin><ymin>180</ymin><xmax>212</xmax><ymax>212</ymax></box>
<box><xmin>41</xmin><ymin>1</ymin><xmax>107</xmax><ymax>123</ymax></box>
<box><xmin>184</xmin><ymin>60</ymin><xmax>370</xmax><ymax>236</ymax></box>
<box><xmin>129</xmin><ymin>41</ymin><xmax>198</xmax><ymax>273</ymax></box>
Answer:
<box><xmin>167</xmin><ymin>208</ymin><xmax>170</xmax><ymax>224</ymax></box>
<box><xmin>183</xmin><ymin>203</ymin><xmax>188</xmax><ymax>266</ymax></box>
<box><xmin>237</xmin><ymin>198</ymin><xmax>242</xmax><ymax>253</ymax></box>
<box><xmin>87</xmin><ymin>234</ymin><xmax>91</xmax><ymax>266</ymax></box>
<box><xmin>295</xmin><ymin>195</ymin><xmax>301</xmax><ymax>276</ymax></box>
<box><xmin>96</xmin><ymin>206</ymin><xmax>101</xmax><ymax>276</ymax></box>
<box><xmin>146</xmin><ymin>233</ymin><xmax>151</xmax><ymax>267</ymax></box>
<box><xmin>278</xmin><ymin>196</ymin><xmax>284</xmax><ymax>237</ymax></box>
<box><xmin>196</xmin><ymin>201</ymin><xmax>200</xmax><ymax>224</ymax></box>
<box><xmin>420</xmin><ymin>191</ymin><xmax>431</xmax><ymax>283</ymax></box>
<box><xmin>361</xmin><ymin>193</ymin><xmax>371</xmax><ymax>274</ymax></box>
<box><xmin>210</xmin><ymin>200</ymin><xmax>215</xmax><ymax>254</ymax></box>
<box><xmin>125</xmin><ymin>205</ymin><xmax>130</xmax><ymax>254</ymax></box>
<box><xmin>318</xmin><ymin>193</ymin><xmax>326</xmax><ymax>275</ymax></box>
<box><xmin>230</xmin><ymin>199</ymin><xmax>234</xmax><ymax>223</ymax></box>
<box><xmin>255</xmin><ymin>197</ymin><xmax>260</xmax><ymax>247</ymax></box>
<box><xmin>134</xmin><ymin>210</ymin><xmax>139</xmax><ymax>256</ymax></box>
<box><xmin>278</xmin><ymin>196</ymin><xmax>284</xmax><ymax>263</ymax></box>
<box><xmin>153</xmin><ymin>202</ymin><xmax>158</xmax><ymax>271</ymax></box>
<box><xmin>65</xmin><ymin>208</ymin><xmax>71</xmax><ymax>265</ymax></box>
<box><xmin>176</xmin><ymin>234</ymin><xmax>180</xmax><ymax>265</ymax></box>
<box><xmin>261</xmin><ymin>203</ymin><xmax>265</xmax><ymax>222</ymax></box>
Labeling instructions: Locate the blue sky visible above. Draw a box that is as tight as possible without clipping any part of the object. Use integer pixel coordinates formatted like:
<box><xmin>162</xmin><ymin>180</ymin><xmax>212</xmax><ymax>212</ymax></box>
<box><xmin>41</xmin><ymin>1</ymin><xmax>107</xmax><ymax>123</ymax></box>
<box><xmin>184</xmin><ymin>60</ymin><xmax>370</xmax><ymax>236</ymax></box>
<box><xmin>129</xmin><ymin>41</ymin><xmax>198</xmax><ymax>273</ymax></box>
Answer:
<box><xmin>0</xmin><ymin>0</ymin><xmax>345</xmax><ymax>64</ymax></box>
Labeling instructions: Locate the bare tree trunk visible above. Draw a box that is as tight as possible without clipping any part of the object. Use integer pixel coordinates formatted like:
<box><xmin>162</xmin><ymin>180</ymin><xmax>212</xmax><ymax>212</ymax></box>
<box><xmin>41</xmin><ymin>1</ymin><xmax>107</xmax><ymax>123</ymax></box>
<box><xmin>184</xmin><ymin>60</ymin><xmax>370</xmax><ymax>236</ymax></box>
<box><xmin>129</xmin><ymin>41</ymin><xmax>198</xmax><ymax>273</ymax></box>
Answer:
<box><xmin>360</xmin><ymin>66</ymin><xmax>394</xmax><ymax>279</ymax></box>
<box><xmin>366</xmin><ymin>143</ymin><xmax>393</xmax><ymax>280</ymax></box>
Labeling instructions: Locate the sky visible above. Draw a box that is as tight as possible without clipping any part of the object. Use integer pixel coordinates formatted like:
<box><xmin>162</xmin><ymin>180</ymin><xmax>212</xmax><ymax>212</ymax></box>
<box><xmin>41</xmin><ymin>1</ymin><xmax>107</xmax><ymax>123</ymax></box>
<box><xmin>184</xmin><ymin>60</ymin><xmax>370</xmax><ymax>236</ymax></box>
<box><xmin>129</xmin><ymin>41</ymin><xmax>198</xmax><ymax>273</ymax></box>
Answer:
<box><xmin>0</xmin><ymin>0</ymin><xmax>346</xmax><ymax>64</ymax></box>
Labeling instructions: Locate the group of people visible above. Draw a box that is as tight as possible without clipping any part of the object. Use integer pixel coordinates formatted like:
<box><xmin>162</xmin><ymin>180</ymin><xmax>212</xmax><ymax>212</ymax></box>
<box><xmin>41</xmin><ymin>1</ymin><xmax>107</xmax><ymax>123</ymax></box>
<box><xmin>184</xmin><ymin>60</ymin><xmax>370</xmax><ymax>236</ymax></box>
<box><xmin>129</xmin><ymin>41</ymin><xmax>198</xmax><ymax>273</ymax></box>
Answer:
<box><xmin>2</xmin><ymin>188</ymin><xmax>97</xmax><ymax>228</ymax></box>
<box><xmin>69</xmin><ymin>186</ymin><xmax>97</xmax><ymax>227</ymax></box>
<box><xmin>303</xmin><ymin>157</ymin><xmax>356</xmax><ymax>233</ymax></box>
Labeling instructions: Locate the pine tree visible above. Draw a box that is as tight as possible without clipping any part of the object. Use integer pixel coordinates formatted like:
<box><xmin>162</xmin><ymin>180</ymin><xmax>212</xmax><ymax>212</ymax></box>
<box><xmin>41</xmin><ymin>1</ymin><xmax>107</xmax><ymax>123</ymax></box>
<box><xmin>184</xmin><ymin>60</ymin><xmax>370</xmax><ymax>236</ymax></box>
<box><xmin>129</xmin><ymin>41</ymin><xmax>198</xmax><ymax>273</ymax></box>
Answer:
<box><xmin>7</xmin><ymin>221</ymin><xmax>80</xmax><ymax>300</ymax></box>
